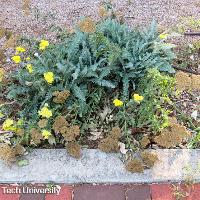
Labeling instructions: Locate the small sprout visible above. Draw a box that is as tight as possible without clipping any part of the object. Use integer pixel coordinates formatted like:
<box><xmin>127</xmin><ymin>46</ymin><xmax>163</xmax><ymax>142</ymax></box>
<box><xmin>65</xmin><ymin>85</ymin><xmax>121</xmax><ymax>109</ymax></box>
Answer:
<box><xmin>17</xmin><ymin>159</ymin><xmax>29</xmax><ymax>167</ymax></box>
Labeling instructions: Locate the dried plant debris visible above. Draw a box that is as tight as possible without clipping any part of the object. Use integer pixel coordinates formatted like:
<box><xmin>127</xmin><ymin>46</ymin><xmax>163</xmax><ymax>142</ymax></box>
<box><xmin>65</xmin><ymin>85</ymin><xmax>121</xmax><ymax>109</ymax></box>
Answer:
<box><xmin>0</xmin><ymin>28</ymin><xmax>6</xmax><ymax>38</ymax></box>
<box><xmin>99</xmin><ymin>6</ymin><xmax>108</xmax><ymax>18</ymax></box>
<box><xmin>52</xmin><ymin>116</ymin><xmax>68</xmax><ymax>133</ymax></box>
<box><xmin>140</xmin><ymin>151</ymin><xmax>158</xmax><ymax>168</ymax></box>
<box><xmin>88</xmin><ymin>129</ymin><xmax>103</xmax><ymax>141</ymax></box>
<box><xmin>66</xmin><ymin>142</ymin><xmax>81</xmax><ymax>159</ymax></box>
<box><xmin>52</xmin><ymin>90</ymin><xmax>70</xmax><ymax>104</ymax></box>
<box><xmin>14</xmin><ymin>144</ymin><xmax>25</xmax><ymax>156</ymax></box>
<box><xmin>98</xmin><ymin>127</ymin><xmax>121</xmax><ymax>153</ymax></box>
<box><xmin>78</xmin><ymin>17</ymin><xmax>96</xmax><ymax>33</ymax></box>
<box><xmin>175</xmin><ymin>71</ymin><xmax>200</xmax><ymax>91</ymax></box>
<box><xmin>2</xmin><ymin>35</ymin><xmax>18</xmax><ymax>50</ymax></box>
<box><xmin>30</xmin><ymin>128</ymin><xmax>42</xmax><ymax>145</ymax></box>
<box><xmin>0</xmin><ymin>28</ymin><xmax>12</xmax><ymax>40</ymax></box>
<box><xmin>140</xmin><ymin>135</ymin><xmax>151</xmax><ymax>148</ymax></box>
<box><xmin>22</xmin><ymin>0</ymin><xmax>31</xmax><ymax>16</ymax></box>
<box><xmin>38</xmin><ymin>119</ymin><xmax>48</xmax><ymax>128</ymax></box>
<box><xmin>15</xmin><ymin>128</ymin><xmax>25</xmax><ymax>137</ymax></box>
<box><xmin>125</xmin><ymin>158</ymin><xmax>144</xmax><ymax>173</ymax></box>
<box><xmin>110</xmin><ymin>127</ymin><xmax>121</xmax><ymax>139</ymax></box>
<box><xmin>52</xmin><ymin>116</ymin><xmax>80</xmax><ymax>141</ymax></box>
<box><xmin>0</xmin><ymin>49</ymin><xmax>6</xmax><ymax>62</ymax></box>
<box><xmin>98</xmin><ymin>136</ymin><xmax>119</xmax><ymax>153</ymax></box>
<box><xmin>0</xmin><ymin>143</ymin><xmax>16</xmax><ymax>163</ymax></box>
<box><xmin>0</xmin><ymin>67</ymin><xmax>5</xmax><ymax>81</ymax></box>
<box><xmin>154</xmin><ymin>119</ymin><xmax>191</xmax><ymax>148</ymax></box>
<box><xmin>0</xmin><ymin>143</ymin><xmax>25</xmax><ymax>163</ymax></box>
<box><xmin>168</xmin><ymin>117</ymin><xmax>178</xmax><ymax>125</ymax></box>
<box><xmin>191</xmin><ymin>74</ymin><xmax>200</xmax><ymax>90</ymax></box>
<box><xmin>60</xmin><ymin>125</ymin><xmax>80</xmax><ymax>142</ymax></box>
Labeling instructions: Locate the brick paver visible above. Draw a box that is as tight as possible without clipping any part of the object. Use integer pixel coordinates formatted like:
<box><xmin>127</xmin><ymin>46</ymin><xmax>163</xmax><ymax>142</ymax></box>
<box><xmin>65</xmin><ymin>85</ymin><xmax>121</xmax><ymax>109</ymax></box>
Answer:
<box><xmin>185</xmin><ymin>184</ymin><xmax>200</xmax><ymax>200</ymax></box>
<box><xmin>151</xmin><ymin>184</ymin><xmax>176</xmax><ymax>200</ymax></box>
<box><xmin>20</xmin><ymin>193</ymin><xmax>45</xmax><ymax>200</ymax></box>
<box><xmin>126</xmin><ymin>185</ymin><xmax>151</xmax><ymax>200</ymax></box>
<box><xmin>1</xmin><ymin>183</ymin><xmax>200</xmax><ymax>200</ymax></box>
<box><xmin>19</xmin><ymin>184</ymin><xmax>45</xmax><ymax>200</ymax></box>
<box><xmin>73</xmin><ymin>185</ymin><xmax>125</xmax><ymax>200</ymax></box>
<box><xmin>0</xmin><ymin>184</ymin><xmax>20</xmax><ymax>200</ymax></box>
<box><xmin>45</xmin><ymin>185</ymin><xmax>72</xmax><ymax>200</ymax></box>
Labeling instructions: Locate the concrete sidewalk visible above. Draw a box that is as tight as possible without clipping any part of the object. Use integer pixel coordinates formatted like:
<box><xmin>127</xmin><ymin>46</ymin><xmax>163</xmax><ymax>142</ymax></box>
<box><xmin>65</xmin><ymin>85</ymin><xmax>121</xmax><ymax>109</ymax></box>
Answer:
<box><xmin>0</xmin><ymin>149</ymin><xmax>200</xmax><ymax>184</ymax></box>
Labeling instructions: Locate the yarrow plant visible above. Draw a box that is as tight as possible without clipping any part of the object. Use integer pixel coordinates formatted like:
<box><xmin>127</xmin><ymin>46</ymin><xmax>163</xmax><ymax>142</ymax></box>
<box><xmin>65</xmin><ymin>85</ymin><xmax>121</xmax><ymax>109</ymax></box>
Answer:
<box><xmin>0</xmin><ymin>6</ymin><xmax>176</xmax><ymax>166</ymax></box>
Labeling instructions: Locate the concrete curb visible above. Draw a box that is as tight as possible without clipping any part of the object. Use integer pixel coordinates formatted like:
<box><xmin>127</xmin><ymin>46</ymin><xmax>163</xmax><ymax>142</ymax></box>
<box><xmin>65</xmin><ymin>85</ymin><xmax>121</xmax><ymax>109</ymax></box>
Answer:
<box><xmin>0</xmin><ymin>149</ymin><xmax>200</xmax><ymax>183</ymax></box>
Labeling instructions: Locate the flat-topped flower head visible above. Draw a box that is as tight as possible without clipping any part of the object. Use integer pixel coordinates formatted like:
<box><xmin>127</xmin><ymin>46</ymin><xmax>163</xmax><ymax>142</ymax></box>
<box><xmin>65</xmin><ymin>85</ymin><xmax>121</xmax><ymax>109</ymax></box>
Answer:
<box><xmin>159</xmin><ymin>33</ymin><xmax>169</xmax><ymax>40</ymax></box>
<box><xmin>26</xmin><ymin>64</ymin><xmax>33</xmax><ymax>73</ymax></box>
<box><xmin>113</xmin><ymin>99</ymin><xmax>123</xmax><ymax>107</ymax></box>
<box><xmin>44</xmin><ymin>71</ymin><xmax>54</xmax><ymax>84</ymax></box>
<box><xmin>133</xmin><ymin>93</ymin><xmax>144</xmax><ymax>103</ymax></box>
<box><xmin>41</xmin><ymin>129</ymin><xmax>51</xmax><ymax>139</ymax></box>
<box><xmin>26</xmin><ymin>57</ymin><xmax>31</xmax><ymax>61</ymax></box>
<box><xmin>39</xmin><ymin>40</ymin><xmax>49</xmax><ymax>50</ymax></box>
<box><xmin>2</xmin><ymin>118</ymin><xmax>16</xmax><ymax>131</ymax></box>
<box><xmin>38</xmin><ymin>105</ymin><xmax>52</xmax><ymax>118</ymax></box>
<box><xmin>12</xmin><ymin>55</ymin><xmax>21</xmax><ymax>64</ymax></box>
<box><xmin>16</xmin><ymin>46</ymin><xmax>26</xmax><ymax>53</ymax></box>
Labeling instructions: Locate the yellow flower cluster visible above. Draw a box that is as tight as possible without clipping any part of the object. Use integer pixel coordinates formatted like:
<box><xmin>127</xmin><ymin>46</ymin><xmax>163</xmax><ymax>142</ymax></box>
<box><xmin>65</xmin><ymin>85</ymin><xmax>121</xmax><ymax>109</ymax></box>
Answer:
<box><xmin>132</xmin><ymin>93</ymin><xmax>144</xmax><ymax>103</ymax></box>
<box><xmin>26</xmin><ymin>57</ymin><xmax>31</xmax><ymax>61</ymax></box>
<box><xmin>16</xmin><ymin>46</ymin><xmax>26</xmax><ymax>54</ymax></box>
<box><xmin>113</xmin><ymin>99</ymin><xmax>123</xmax><ymax>107</ymax></box>
<box><xmin>41</xmin><ymin>129</ymin><xmax>51</xmax><ymax>139</ymax></box>
<box><xmin>44</xmin><ymin>71</ymin><xmax>54</xmax><ymax>84</ymax></box>
<box><xmin>2</xmin><ymin>119</ymin><xmax>16</xmax><ymax>131</ymax></box>
<box><xmin>38</xmin><ymin>104</ymin><xmax>53</xmax><ymax>119</ymax></box>
<box><xmin>159</xmin><ymin>33</ymin><xmax>169</xmax><ymax>40</ymax></box>
<box><xmin>12</xmin><ymin>46</ymin><xmax>26</xmax><ymax>64</ymax></box>
<box><xmin>26</xmin><ymin>64</ymin><xmax>33</xmax><ymax>73</ymax></box>
<box><xmin>12</xmin><ymin>55</ymin><xmax>21</xmax><ymax>64</ymax></box>
<box><xmin>39</xmin><ymin>40</ymin><xmax>49</xmax><ymax>50</ymax></box>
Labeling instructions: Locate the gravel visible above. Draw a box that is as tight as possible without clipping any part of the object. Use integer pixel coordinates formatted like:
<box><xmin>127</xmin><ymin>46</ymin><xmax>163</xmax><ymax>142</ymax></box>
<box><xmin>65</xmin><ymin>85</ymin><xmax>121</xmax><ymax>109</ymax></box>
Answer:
<box><xmin>0</xmin><ymin>0</ymin><xmax>200</xmax><ymax>71</ymax></box>
<box><xmin>0</xmin><ymin>0</ymin><xmax>200</xmax><ymax>38</ymax></box>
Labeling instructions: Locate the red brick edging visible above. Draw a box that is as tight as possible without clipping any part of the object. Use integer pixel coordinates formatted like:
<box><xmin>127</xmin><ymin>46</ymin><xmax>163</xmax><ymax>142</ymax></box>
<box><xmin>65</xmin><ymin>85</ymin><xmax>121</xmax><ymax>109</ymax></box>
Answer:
<box><xmin>1</xmin><ymin>183</ymin><xmax>200</xmax><ymax>200</ymax></box>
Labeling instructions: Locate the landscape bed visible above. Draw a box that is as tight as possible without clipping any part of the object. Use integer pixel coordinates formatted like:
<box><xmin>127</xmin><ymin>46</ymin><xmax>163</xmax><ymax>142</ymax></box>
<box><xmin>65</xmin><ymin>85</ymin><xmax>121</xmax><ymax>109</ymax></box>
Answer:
<box><xmin>0</xmin><ymin>1</ymin><xmax>199</xmax><ymax>176</ymax></box>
